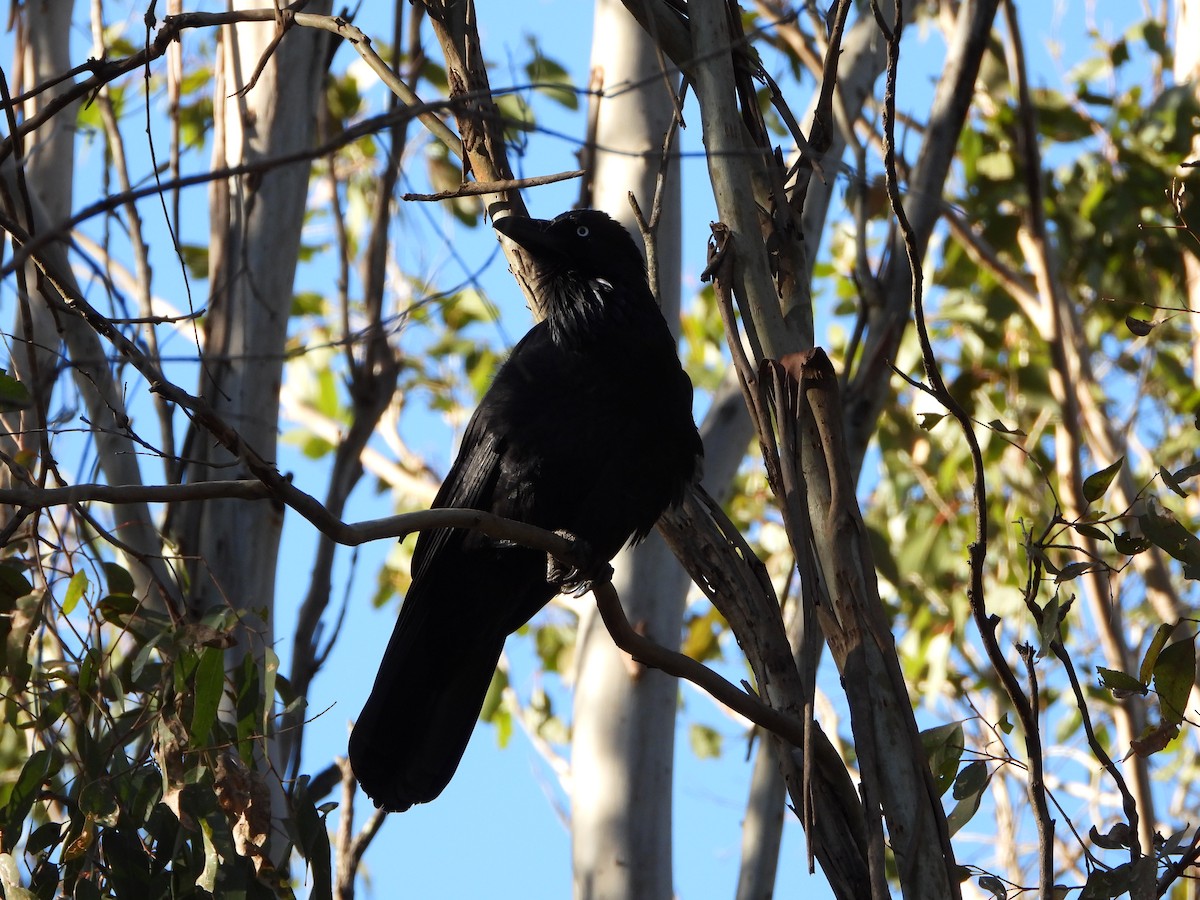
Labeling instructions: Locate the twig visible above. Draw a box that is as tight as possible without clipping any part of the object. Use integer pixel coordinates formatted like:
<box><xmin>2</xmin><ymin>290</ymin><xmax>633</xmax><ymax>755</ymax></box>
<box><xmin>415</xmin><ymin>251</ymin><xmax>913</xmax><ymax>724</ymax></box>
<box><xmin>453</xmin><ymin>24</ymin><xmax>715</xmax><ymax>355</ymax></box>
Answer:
<box><xmin>872</xmin><ymin>0</ymin><xmax>1050</xmax><ymax>889</ymax></box>
<box><xmin>402</xmin><ymin>169</ymin><xmax>584</xmax><ymax>201</ymax></box>
<box><xmin>592</xmin><ymin>579</ymin><xmax>808</xmax><ymax>749</ymax></box>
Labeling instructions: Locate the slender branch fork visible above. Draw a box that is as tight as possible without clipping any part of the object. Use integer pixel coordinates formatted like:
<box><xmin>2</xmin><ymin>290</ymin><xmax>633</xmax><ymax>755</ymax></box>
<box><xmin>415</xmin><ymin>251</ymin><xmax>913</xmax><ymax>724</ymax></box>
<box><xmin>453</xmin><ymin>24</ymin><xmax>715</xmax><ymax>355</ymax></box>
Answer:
<box><xmin>871</xmin><ymin>0</ymin><xmax>1058</xmax><ymax>893</ymax></box>
<box><xmin>0</xmin><ymin>481</ymin><xmax>812</xmax><ymax>755</ymax></box>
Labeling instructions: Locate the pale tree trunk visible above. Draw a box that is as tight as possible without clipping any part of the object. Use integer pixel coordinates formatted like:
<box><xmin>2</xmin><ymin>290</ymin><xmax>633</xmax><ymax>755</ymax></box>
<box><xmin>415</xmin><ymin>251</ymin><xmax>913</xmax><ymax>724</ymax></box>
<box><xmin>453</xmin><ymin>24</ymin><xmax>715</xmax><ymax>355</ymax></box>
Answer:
<box><xmin>176</xmin><ymin>6</ymin><xmax>330</xmax><ymax>623</ymax></box>
<box><xmin>2</xmin><ymin>0</ymin><xmax>181</xmax><ymax>610</ymax></box>
<box><xmin>570</xmin><ymin>3</ymin><xmax>684</xmax><ymax>897</ymax></box>
<box><xmin>167</xmin><ymin>3</ymin><xmax>331</xmax><ymax>862</ymax></box>
<box><xmin>3</xmin><ymin>0</ymin><xmax>75</xmax><ymax>491</ymax></box>
<box><xmin>1177</xmin><ymin>0</ymin><xmax>1200</xmax><ymax>387</ymax></box>
<box><xmin>1172</xmin><ymin>0</ymin><xmax>1200</xmax><ymax>785</ymax></box>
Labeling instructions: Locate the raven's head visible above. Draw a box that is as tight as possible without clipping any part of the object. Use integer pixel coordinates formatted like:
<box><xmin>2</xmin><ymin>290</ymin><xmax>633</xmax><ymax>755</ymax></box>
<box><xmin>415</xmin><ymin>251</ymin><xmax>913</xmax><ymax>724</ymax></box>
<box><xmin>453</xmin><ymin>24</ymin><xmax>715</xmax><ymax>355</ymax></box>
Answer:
<box><xmin>494</xmin><ymin>209</ymin><xmax>655</xmax><ymax>344</ymax></box>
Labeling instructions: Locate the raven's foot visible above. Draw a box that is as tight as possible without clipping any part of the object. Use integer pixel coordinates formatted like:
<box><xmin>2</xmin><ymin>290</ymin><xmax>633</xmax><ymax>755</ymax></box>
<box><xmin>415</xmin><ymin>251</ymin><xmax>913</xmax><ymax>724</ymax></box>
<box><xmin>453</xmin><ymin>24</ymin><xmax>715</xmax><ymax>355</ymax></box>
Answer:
<box><xmin>548</xmin><ymin>530</ymin><xmax>613</xmax><ymax>596</ymax></box>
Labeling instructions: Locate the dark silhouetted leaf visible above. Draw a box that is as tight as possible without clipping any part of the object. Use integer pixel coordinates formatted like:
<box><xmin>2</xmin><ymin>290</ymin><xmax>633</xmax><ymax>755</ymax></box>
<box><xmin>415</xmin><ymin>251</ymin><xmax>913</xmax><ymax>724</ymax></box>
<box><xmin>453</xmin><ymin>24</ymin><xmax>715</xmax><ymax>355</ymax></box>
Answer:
<box><xmin>1114</xmin><ymin>532</ymin><xmax>1151</xmax><ymax>555</ymax></box>
<box><xmin>1073</xmin><ymin>523</ymin><xmax>1110</xmax><ymax>543</ymax></box>
<box><xmin>952</xmin><ymin>760</ymin><xmax>989</xmax><ymax>800</ymax></box>
<box><xmin>1125</xmin><ymin>315</ymin><xmax>1155</xmax><ymax>336</ymax></box>
<box><xmin>1139</xmin><ymin>498</ymin><xmax>1200</xmax><ymax>579</ymax></box>
<box><xmin>1129</xmin><ymin>721</ymin><xmax>1179</xmax><ymax>757</ymax></box>
<box><xmin>1160</xmin><ymin>465</ymin><xmax>1187</xmax><ymax>498</ymax></box>
<box><xmin>986</xmin><ymin>418</ymin><xmax>1026</xmax><ymax>436</ymax></box>
<box><xmin>1097</xmin><ymin>666</ymin><xmax>1147</xmax><ymax>696</ymax></box>
<box><xmin>921</xmin><ymin>721</ymin><xmax>965</xmax><ymax>796</ymax></box>
<box><xmin>1152</xmin><ymin>635</ymin><xmax>1196</xmax><ymax>726</ymax></box>
<box><xmin>978</xmin><ymin>873</ymin><xmax>1008</xmax><ymax>899</ymax></box>
<box><xmin>1090</xmin><ymin>821</ymin><xmax>1134</xmax><ymax>850</ymax></box>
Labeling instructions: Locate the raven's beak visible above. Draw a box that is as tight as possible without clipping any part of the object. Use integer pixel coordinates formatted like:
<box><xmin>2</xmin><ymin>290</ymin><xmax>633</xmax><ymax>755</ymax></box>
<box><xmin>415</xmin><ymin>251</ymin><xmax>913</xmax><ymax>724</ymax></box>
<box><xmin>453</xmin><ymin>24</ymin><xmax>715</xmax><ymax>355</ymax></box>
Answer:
<box><xmin>493</xmin><ymin>215</ymin><xmax>564</xmax><ymax>257</ymax></box>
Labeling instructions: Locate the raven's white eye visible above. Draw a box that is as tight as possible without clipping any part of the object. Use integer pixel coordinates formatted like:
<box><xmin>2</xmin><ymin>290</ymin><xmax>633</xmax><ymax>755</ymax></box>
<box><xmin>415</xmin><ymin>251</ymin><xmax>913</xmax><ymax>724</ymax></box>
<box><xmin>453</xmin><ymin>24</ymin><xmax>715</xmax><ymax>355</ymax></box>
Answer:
<box><xmin>576</xmin><ymin>225</ymin><xmax>590</xmax><ymax>237</ymax></box>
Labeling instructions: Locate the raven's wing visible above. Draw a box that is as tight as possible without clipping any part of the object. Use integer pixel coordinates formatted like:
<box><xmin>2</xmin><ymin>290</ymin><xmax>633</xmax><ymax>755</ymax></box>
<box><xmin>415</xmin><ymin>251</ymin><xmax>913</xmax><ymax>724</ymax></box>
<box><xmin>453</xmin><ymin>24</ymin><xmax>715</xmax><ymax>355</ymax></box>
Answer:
<box><xmin>409</xmin><ymin>422</ymin><xmax>504</xmax><ymax>584</ymax></box>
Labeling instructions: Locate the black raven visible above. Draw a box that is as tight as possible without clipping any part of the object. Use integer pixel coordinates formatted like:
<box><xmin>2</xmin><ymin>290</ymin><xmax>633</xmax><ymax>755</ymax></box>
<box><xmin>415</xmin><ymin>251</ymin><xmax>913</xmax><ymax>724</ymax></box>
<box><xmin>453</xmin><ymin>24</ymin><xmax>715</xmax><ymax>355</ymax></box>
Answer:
<box><xmin>349</xmin><ymin>209</ymin><xmax>702</xmax><ymax>812</ymax></box>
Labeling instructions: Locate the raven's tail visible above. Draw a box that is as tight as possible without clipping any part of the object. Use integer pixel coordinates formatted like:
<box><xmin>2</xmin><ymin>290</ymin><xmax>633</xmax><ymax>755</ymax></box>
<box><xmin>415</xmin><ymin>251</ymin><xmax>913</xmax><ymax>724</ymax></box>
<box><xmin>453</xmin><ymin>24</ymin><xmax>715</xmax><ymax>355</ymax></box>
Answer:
<box><xmin>349</xmin><ymin>606</ymin><xmax>504</xmax><ymax>812</ymax></box>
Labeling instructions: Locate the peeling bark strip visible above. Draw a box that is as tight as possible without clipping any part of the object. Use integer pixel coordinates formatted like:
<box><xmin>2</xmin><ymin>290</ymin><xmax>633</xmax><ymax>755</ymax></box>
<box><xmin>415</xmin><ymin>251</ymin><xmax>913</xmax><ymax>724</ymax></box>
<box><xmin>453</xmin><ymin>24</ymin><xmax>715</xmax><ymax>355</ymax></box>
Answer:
<box><xmin>775</xmin><ymin>348</ymin><xmax>958</xmax><ymax>898</ymax></box>
<box><xmin>702</xmin><ymin>210</ymin><xmax>959</xmax><ymax>898</ymax></box>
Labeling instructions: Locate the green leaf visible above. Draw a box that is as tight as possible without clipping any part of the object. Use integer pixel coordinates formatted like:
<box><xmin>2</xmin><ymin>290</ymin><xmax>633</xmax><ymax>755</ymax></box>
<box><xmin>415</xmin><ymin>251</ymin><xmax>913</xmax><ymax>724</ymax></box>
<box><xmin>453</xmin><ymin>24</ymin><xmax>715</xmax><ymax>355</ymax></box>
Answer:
<box><xmin>190</xmin><ymin>646</ymin><xmax>226</xmax><ymax>749</ymax></box>
<box><xmin>1152</xmin><ymin>635</ymin><xmax>1196</xmax><ymax>726</ymax></box>
<box><xmin>197</xmin><ymin>817</ymin><xmax>220</xmax><ymax>893</ymax></box>
<box><xmin>1138</xmin><ymin>622</ymin><xmax>1176</xmax><ymax>685</ymax></box>
<box><xmin>0</xmin><ymin>562</ymin><xmax>32</xmax><ymax>606</ymax></box>
<box><xmin>291</xmin><ymin>777</ymin><xmax>334</xmax><ymax>900</ymax></box>
<box><xmin>917</xmin><ymin>412</ymin><xmax>945</xmax><ymax>430</ymax></box>
<box><xmin>479</xmin><ymin>667</ymin><xmax>509</xmax><ymax>727</ymax></box>
<box><xmin>1037</xmin><ymin>593</ymin><xmax>1064</xmax><ymax>656</ymax></box>
<box><xmin>0</xmin><ymin>371</ymin><xmax>31</xmax><ymax>411</ymax></box>
<box><xmin>1097</xmin><ymin>666</ymin><xmax>1147</xmax><ymax>696</ymax></box>
<box><xmin>1080</xmin><ymin>861</ymin><xmax>1134</xmax><ymax>899</ymax></box>
<box><xmin>103</xmin><ymin>562</ymin><xmax>136</xmax><ymax>597</ymax></box>
<box><xmin>1082</xmin><ymin>457</ymin><xmax>1123</xmax><ymax>504</ymax></box>
<box><xmin>975</xmin><ymin>151</ymin><xmax>1015</xmax><ymax>181</ymax></box>
<box><xmin>291</xmin><ymin>291</ymin><xmax>325</xmax><ymax>316</ymax></box>
<box><xmin>524</xmin><ymin>51</ymin><xmax>579</xmax><ymax>110</ymax></box>
<box><xmin>920</xmin><ymin>721</ymin><xmax>965</xmax><ymax>796</ymax></box>
<box><xmin>262</xmin><ymin>645</ymin><xmax>279</xmax><ymax>738</ymax></box>
<box><xmin>688</xmin><ymin>723</ymin><xmax>723</xmax><ymax>760</ymax></box>
<box><xmin>177</xmin><ymin>243</ymin><xmax>209</xmax><ymax>279</ymax></box>
<box><xmin>2</xmin><ymin>750</ymin><xmax>56</xmax><ymax>849</ymax></box>
<box><xmin>1073</xmin><ymin>524</ymin><xmax>1110</xmax><ymax>543</ymax></box>
<box><xmin>946</xmin><ymin>779</ymin><xmax>986</xmax><ymax>836</ymax></box>
<box><xmin>952</xmin><ymin>760</ymin><xmax>988</xmax><ymax>800</ymax></box>
<box><xmin>1054</xmin><ymin>561</ymin><xmax>1098</xmax><ymax>584</ymax></box>
<box><xmin>1138</xmin><ymin>499</ymin><xmax>1200</xmax><ymax>579</ymax></box>
<box><xmin>62</xmin><ymin>570</ymin><xmax>88</xmax><ymax>616</ymax></box>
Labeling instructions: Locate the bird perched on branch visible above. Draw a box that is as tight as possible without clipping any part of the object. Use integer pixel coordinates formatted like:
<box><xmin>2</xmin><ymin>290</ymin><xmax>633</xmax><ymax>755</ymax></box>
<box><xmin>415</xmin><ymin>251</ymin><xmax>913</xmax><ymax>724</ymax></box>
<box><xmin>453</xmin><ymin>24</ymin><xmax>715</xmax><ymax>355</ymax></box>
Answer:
<box><xmin>349</xmin><ymin>208</ymin><xmax>702</xmax><ymax>812</ymax></box>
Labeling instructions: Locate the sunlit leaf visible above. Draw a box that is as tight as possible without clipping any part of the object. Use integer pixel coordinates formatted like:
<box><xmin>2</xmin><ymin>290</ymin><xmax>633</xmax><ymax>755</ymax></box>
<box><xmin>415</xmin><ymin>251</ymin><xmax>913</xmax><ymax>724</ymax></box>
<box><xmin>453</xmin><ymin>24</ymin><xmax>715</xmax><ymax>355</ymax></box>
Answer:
<box><xmin>62</xmin><ymin>570</ymin><xmax>89</xmax><ymax>615</ymax></box>
<box><xmin>1138</xmin><ymin>622</ymin><xmax>1176</xmax><ymax>685</ymax></box>
<box><xmin>1082</xmin><ymin>457</ymin><xmax>1123</xmax><ymax>504</ymax></box>
<box><xmin>688</xmin><ymin>724</ymin><xmax>723</xmax><ymax>760</ymax></box>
